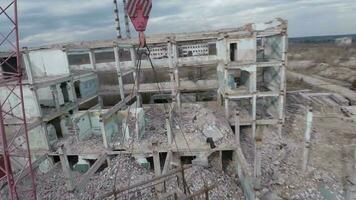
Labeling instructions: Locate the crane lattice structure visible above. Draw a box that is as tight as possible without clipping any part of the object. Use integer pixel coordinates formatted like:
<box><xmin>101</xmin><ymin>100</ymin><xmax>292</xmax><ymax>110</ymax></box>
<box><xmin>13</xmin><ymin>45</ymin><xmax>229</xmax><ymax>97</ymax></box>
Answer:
<box><xmin>0</xmin><ymin>0</ymin><xmax>37</xmax><ymax>199</ymax></box>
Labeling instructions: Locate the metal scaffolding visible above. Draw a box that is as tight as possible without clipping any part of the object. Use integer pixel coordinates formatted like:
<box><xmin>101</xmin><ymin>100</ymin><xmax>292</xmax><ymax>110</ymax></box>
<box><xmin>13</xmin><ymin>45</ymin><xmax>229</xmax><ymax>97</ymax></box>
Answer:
<box><xmin>0</xmin><ymin>0</ymin><xmax>37</xmax><ymax>199</ymax></box>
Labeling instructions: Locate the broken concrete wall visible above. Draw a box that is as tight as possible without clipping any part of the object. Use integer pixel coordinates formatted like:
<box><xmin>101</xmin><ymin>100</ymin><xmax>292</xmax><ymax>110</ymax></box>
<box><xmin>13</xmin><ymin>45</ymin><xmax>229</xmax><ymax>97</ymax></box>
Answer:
<box><xmin>103</xmin><ymin>114</ymin><xmax>119</xmax><ymax>146</ymax></box>
<box><xmin>46</xmin><ymin>123</ymin><xmax>58</xmax><ymax>146</ymax></box>
<box><xmin>79</xmin><ymin>77</ymin><xmax>99</xmax><ymax>99</ymax></box>
<box><xmin>257</xmin><ymin>66</ymin><xmax>280</xmax><ymax>91</ymax></box>
<box><xmin>26</xmin><ymin>49</ymin><xmax>70</xmax><ymax>77</ymax></box>
<box><xmin>0</xmin><ymin>85</ymin><xmax>41</xmax><ymax>120</ymax></box>
<box><xmin>89</xmin><ymin>112</ymin><xmax>102</xmax><ymax>134</ymax></box>
<box><xmin>264</xmin><ymin>36</ymin><xmax>283</xmax><ymax>61</ymax></box>
<box><xmin>29</xmin><ymin>125</ymin><xmax>50</xmax><ymax>151</ymax></box>
<box><xmin>235</xmin><ymin>38</ymin><xmax>257</xmax><ymax>63</ymax></box>
<box><xmin>76</xmin><ymin>112</ymin><xmax>93</xmax><ymax>140</ymax></box>
<box><xmin>37</xmin><ymin>85</ymin><xmax>65</xmax><ymax>107</ymax></box>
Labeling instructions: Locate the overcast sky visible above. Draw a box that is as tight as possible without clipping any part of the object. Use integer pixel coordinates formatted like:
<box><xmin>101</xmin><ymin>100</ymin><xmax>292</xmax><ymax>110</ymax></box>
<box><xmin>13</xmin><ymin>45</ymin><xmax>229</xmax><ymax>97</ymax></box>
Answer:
<box><xmin>16</xmin><ymin>0</ymin><xmax>356</xmax><ymax>47</ymax></box>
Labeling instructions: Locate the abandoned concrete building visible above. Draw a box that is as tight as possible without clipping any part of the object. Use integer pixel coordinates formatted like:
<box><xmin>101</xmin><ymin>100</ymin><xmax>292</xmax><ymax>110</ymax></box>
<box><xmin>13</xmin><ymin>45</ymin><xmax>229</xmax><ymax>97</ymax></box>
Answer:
<box><xmin>1</xmin><ymin>12</ymin><xmax>356</xmax><ymax>200</ymax></box>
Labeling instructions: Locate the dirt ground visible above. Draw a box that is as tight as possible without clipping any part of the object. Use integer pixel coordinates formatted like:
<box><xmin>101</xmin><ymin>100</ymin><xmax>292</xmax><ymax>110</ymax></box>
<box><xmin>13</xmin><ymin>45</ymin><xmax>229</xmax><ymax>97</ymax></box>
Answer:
<box><xmin>288</xmin><ymin>43</ymin><xmax>356</xmax><ymax>89</ymax></box>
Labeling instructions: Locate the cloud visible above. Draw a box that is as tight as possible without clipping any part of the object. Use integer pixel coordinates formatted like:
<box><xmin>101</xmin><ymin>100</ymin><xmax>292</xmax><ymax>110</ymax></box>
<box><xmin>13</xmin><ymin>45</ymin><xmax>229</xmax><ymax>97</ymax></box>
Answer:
<box><xmin>7</xmin><ymin>0</ymin><xmax>356</xmax><ymax>47</ymax></box>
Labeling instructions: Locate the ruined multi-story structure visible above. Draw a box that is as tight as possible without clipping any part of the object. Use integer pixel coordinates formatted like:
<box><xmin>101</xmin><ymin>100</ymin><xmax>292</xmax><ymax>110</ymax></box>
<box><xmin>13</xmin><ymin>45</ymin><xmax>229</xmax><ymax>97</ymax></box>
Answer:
<box><xmin>0</xmin><ymin>19</ymin><xmax>287</xmax><ymax>199</ymax></box>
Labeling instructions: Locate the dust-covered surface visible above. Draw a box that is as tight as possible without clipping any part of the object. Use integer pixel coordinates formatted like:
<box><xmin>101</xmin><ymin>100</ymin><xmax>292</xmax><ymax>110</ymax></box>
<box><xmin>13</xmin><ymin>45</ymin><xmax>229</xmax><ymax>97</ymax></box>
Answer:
<box><xmin>36</xmin><ymin>154</ymin><xmax>244</xmax><ymax>200</ymax></box>
<box><xmin>172</xmin><ymin>103</ymin><xmax>235</xmax><ymax>146</ymax></box>
<box><xmin>36</xmin><ymin>155</ymin><xmax>155</xmax><ymax>200</ymax></box>
<box><xmin>141</xmin><ymin>105</ymin><xmax>168</xmax><ymax>144</ymax></box>
<box><xmin>242</xmin><ymin>92</ymin><xmax>356</xmax><ymax>200</ymax></box>
<box><xmin>182</xmin><ymin>166</ymin><xmax>244</xmax><ymax>200</ymax></box>
<box><xmin>53</xmin><ymin>134</ymin><xmax>105</xmax><ymax>154</ymax></box>
<box><xmin>126</xmin><ymin>103</ymin><xmax>235</xmax><ymax>151</ymax></box>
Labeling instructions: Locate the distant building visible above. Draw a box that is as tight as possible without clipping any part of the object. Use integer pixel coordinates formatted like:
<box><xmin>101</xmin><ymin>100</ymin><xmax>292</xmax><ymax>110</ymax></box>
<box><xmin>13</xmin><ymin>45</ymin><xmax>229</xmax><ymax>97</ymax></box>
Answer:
<box><xmin>335</xmin><ymin>37</ymin><xmax>352</xmax><ymax>46</ymax></box>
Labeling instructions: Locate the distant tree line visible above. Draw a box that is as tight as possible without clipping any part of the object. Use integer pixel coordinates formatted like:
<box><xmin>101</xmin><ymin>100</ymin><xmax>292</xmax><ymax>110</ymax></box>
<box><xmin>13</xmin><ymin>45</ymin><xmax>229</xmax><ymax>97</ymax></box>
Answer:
<box><xmin>289</xmin><ymin>34</ymin><xmax>356</xmax><ymax>44</ymax></box>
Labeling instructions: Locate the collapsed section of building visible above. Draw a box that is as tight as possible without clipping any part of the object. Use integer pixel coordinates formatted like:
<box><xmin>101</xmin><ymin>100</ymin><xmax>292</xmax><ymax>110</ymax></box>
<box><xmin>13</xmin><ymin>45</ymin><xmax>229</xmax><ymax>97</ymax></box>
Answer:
<box><xmin>0</xmin><ymin>18</ymin><xmax>288</xmax><ymax>199</ymax></box>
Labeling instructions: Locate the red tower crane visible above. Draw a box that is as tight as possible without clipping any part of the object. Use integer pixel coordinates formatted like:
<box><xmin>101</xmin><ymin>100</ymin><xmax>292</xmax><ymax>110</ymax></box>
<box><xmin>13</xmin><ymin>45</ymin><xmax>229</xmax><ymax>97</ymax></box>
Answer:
<box><xmin>0</xmin><ymin>0</ymin><xmax>37</xmax><ymax>199</ymax></box>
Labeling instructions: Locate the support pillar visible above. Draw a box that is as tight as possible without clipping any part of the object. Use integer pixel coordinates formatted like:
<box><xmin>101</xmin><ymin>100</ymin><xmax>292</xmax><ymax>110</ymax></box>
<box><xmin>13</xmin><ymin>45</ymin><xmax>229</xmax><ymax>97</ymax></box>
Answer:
<box><xmin>224</xmin><ymin>98</ymin><xmax>229</xmax><ymax>118</ymax></box>
<box><xmin>278</xmin><ymin>92</ymin><xmax>285</xmax><ymax>138</ymax></box>
<box><xmin>114</xmin><ymin>44</ymin><xmax>125</xmax><ymax>101</ymax></box>
<box><xmin>135</xmin><ymin>109</ymin><xmax>140</xmax><ymax>140</ymax></box>
<box><xmin>23</xmin><ymin>47</ymin><xmax>34</xmax><ymax>84</ymax></box>
<box><xmin>89</xmin><ymin>49</ymin><xmax>96</xmax><ymax>71</ymax></box>
<box><xmin>234</xmin><ymin>110</ymin><xmax>240</xmax><ymax>144</ymax></box>
<box><xmin>302</xmin><ymin>106</ymin><xmax>313</xmax><ymax>172</ymax></box>
<box><xmin>130</xmin><ymin>47</ymin><xmax>142</xmax><ymax>107</ymax></box>
<box><xmin>50</xmin><ymin>85</ymin><xmax>60</xmax><ymax>111</ymax></box>
<box><xmin>253</xmin><ymin>127</ymin><xmax>262</xmax><ymax>190</ymax></box>
<box><xmin>252</xmin><ymin>94</ymin><xmax>257</xmax><ymax>138</ymax></box>
<box><xmin>58</xmin><ymin>147</ymin><xmax>75</xmax><ymax>192</ymax></box>
<box><xmin>167</xmin><ymin>39</ymin><xmax>178</xmax><ymax>108</ymax></box>
<box><xmin>172</xmin><ymin>41</ymin><xmax>181</xmax><ymax>109</ymax></box>
<box><xmin>152</xmin><ymin>142</ymin><xmax>163</xmax><ymax>192</ymax></box>
<box><xmin>346</xmin><ymin>149</ymin><xmax>356</xmax><ymax>200</ymax></box>
<box><xmin>166</xmin><ymin>113</ymin><xmax>173</xmax><ymax>145</ymax></box>
<box><xmin>100</xmin><ymin>116</ymin><xmax>109</xmax><ymax>148</ymax></box>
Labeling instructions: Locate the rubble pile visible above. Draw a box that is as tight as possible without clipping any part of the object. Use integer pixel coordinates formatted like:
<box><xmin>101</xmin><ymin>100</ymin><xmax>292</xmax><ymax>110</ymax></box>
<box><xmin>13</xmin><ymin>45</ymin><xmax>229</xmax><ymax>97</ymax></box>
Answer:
<box><xmin>184</xmin><ymin>166</ymin><xmax>245</xmax><ymax>200</ymax></box>
<box><xmin>253</xmin><ymin>92</ymin><xmax>348</xmax><ymax>199</ymax></box>
<box><xmin>80</xmin><ymin>155</ymin><xmax>155</xmax><ymax>199</ymax></box>
<box><xmin>54</xmin><ymin>134</ymin><xmax>105</xmax><ymax>154</ymax></box>
<box><xmin>36</xmin><ymin>155</ymin><xmax>154</xmax><ymax>200</ymax></box>
<box><xmin>173</xmin><ymin>104</ymin><xmax>234</xmax><ymax>145</ymax></box>
<box><xmin>36</xmin><ymin>164</ymin><xmax>79</xmax><ymax>200</ymax></box>
<box><xmin>37</xmin><ymin>153</ymin><xmax>244</xmax><ymax>200</ymax></box>
<box><xmin>143</xmin><ymin>105</ymin><xmax>167</xmax><ymax>143</ymax></box>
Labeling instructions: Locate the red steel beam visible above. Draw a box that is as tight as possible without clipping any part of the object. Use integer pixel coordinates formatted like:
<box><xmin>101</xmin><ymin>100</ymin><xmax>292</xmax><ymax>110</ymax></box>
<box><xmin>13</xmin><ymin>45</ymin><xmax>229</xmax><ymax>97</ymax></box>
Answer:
<box><xmin>0</xmin><ymin>0</ymin><xmax>37</xmax><ymax>199</ymax></box>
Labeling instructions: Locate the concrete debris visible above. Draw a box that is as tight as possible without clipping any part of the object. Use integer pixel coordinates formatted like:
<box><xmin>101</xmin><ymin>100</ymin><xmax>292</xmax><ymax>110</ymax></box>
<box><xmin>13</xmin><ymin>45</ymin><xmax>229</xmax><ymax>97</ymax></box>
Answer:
<box><xmin>173</xmin><ymin>104</ymin><xmax>234</xmax><ymax>145</ymax></box>
<box><xmin>36</xmin><ymin>155</ymin><xmax>154</xmax><ymax>200</ymax></box>
<box><xmin>183</xmin><ymin>166</ymin><xmax>244</xmax><ymax>200</ymax></box>
<box><xmin>54</xmin><ymin>135</ymin><xmax>105</xmax><ymax>154</ymax></box>
<box><xmin>36</xmin><ymin>155</ymin><xmax>245</xmax><ymax>200</ymax></box>
<box><xmin>252</xmin><ymin>92</ymin><xmax>353</xmax><ymax>200</ymax></box>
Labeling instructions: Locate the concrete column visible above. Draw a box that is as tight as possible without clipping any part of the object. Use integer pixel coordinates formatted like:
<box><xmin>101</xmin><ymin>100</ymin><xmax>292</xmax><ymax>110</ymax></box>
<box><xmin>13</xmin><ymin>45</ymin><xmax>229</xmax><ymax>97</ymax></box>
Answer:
<box><xmin>89</xmin><ymin>49</ymin><xmax>96</xmax><ymax>71</ymax></box>
<box><xmin>50</xmin><ymin>85</ymin><xmax>60</xmax><ymax>111</ymax></box>
<box><xmin>218</xmin><ymin>151</ymin><xmax>223</xmax><ymax>171</ymax></box>
<box><xmin>65</xmin><ymin>81</ymin><xmax>73</xmax><ymax>103</ymax></box>
<box><xmin>252</xmin><ymin>94</ymin><xmax>257</xmax><ymax>138</ymax></box>
<box><xmin>302</xmin><ymin>106</ymin><xmax>313</xmax><ymax>172</ymax></box>
<box><xmin>98</xmin><ymin>96</ymin><xmax>104</xmax><ymax>108</ymax></box>
<box><xmin>99</xmin><ymin>116</ymin><xmax>109</xmax><ymax>148</ymax></box>
<box><xmin>152</xmin><ymin>142</ymin><xmax>163</xmax><ymax>192</ymax></box>
<box><xmin>234</xmin><ymin>110</ymin><xmax>240</xmax><ymax>144</ymax></box>
<box><xmin>114</xmin><ymin>45</ymin><xmax>125</xmax><ymax>101</ymax></box>
<box><xmin>172</xmin><ymin>42</ymin><xmax>181</xmax><ymax>109</ymax></box>
<box><xmin>162</xmin><ymin>150</ymin><xmax>172</xmax><ymax>175</ymax></box>
<box><xmin>167</xmin><ymin>39</ymin><xmax>177</xmax><ymax>106</ymax></box>
<box><xmin>23</xmin><ymin>47</ymin><xmax>34</xmax><ymax>84</ymax></box>
<box><xmin>58</xmin><ymin>147</ymin><xmax>75</xmax><ymax>192</ymax></box>
<box><xmin>130</xmin><ymin>47</ymin><xmax>141</xmax><ymax>107</ymax></box>
<box><xmin>166</xmin><ymin>114</ymin><xmax>173</xmax><ymax>145</ymax></box>
<box><xmin>278</xmin><ymin>92</ymin><xmax>285</xmax><ymax>137</ymax></box>
<box><xmin>346</xmin><ymin>148</ymin><xmax>356</xmax><ymax>200</ymax></box>
<box><xmin>254</xmin><ymin>127</ymin><xmax>263</xmax><ymax>190</ymax></box>
<box><xmin>135</xmin><ymin>109</ymin><xmax>140</xmax><ymax>140</ymax></box>
<box><xmin>250</xmin><ymin>69</ymin><xmax>257</xmax><ymax>93</ymax></box>
<box><xmin>30</xmin><ymin>87</ymin><xmax>43</xmax><ymax>117</ymax></box>
<box><xmin>224</xmin><ymin>97</ymin><xmax>229</xmax><ymax>118</ymax></box>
